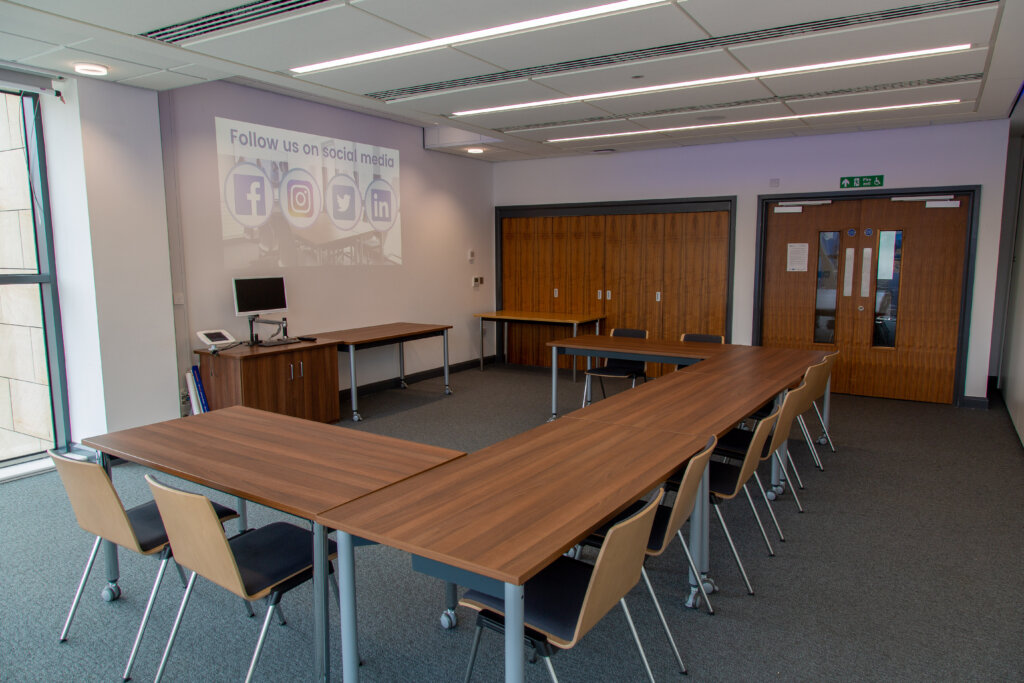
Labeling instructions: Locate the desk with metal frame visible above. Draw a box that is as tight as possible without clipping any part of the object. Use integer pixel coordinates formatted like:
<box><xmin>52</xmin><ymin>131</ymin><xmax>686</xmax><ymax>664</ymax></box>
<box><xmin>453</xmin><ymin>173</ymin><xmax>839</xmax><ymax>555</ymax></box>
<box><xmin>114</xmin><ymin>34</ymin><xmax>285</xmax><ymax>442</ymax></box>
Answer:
<box><xmin>82</xmin><ymin>406</ymin><xmax>464</xmax><ymax>683</ymax></box>
<box><xmin>474</xmin><ymin>311</ymin><xmax>604</xmax><ymax>381</ymax></box>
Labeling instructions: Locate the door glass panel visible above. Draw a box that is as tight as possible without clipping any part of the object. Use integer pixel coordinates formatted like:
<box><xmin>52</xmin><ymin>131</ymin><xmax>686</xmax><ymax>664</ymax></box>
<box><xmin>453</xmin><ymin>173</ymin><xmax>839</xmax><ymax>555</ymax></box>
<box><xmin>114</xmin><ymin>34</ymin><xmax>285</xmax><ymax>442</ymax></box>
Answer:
<box><xmin>873</xmin><ymin>230</ymin><xmax>902</xmax><ymax>347</ymax></box>
<box><xmin>814</xmin><ymin>231</ymin><xmax>839</xmax><ymax>343</ymax></box>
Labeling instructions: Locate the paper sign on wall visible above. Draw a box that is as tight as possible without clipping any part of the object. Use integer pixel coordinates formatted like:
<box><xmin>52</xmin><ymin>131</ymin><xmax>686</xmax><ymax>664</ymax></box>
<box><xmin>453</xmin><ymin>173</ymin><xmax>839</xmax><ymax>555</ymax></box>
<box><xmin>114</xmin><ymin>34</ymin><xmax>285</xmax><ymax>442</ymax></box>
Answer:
<box><xmin>787</xmin><ymin>243</ymin><xmax>808</xmax><ymax>272</ymax></box>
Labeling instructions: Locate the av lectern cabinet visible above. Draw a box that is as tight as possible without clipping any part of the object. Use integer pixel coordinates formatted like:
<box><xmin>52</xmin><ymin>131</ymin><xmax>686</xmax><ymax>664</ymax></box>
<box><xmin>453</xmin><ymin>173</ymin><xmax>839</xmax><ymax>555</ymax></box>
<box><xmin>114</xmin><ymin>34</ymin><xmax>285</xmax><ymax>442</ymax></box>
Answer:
<box><xmin>196</xmin><ymin>344</ymin><xmax>340</xmax><ymax>423</ymax></box>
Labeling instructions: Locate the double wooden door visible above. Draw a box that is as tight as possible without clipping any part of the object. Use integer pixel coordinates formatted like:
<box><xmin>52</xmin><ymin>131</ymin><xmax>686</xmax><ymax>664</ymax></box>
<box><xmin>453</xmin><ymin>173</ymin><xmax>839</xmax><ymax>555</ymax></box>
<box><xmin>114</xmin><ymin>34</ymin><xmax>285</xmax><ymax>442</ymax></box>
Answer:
<box><xmin>762</xmin><ymin>194</ymin><xmax>971</xmax><ymax>403</ymax></box>
<box><xmin>502</xmin><ymin>210</ymin><xmax>730</xmax><ymax>377</ymax></box>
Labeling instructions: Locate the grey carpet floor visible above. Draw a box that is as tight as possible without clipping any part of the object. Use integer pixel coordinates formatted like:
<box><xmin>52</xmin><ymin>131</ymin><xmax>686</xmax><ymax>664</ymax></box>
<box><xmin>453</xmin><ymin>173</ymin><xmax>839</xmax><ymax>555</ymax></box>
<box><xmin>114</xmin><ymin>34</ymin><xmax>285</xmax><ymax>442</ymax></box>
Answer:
<box><xmin>2</xmin><ymin>365</ymin><xmax>1022</xmax><ymax>682</ymax></box>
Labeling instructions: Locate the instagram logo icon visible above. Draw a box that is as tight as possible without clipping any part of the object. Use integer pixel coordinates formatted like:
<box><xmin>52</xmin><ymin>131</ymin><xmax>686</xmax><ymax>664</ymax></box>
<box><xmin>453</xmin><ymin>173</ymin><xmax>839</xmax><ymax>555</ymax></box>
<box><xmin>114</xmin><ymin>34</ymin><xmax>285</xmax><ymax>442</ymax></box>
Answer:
<box><xmin>278</xmin><ymin>169</ymin><xmax>321</xmax><ymax>229</ymax></box>
<box><xmin>287</xmin><ymin>179</ymin><xmax>314</xmax><ymax>217</ymax></box>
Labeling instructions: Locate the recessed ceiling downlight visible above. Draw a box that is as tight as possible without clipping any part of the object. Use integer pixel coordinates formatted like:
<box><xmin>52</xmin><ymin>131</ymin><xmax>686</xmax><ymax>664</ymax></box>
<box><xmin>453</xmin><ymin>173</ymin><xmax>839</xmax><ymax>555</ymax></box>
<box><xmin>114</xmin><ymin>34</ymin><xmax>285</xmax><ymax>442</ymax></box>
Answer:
<box><xmin>74</xmin><ymin>63</ymin><xmax>108</xmax><ymax>76</ymax></box>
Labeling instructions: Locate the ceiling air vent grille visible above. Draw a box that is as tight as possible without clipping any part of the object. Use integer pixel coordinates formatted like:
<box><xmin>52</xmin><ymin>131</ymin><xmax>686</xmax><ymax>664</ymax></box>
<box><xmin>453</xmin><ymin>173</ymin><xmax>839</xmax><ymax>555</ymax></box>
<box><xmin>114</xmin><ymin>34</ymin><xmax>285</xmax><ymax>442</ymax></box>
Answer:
<box><xmin>141</xmin><ymin>0</ymin><xmax>331</xmax><ymax>43</ymax></box>
<box><xmin>366</xmin><ymin>0</ymin><xmax>994</xmax><ymax>101</ymax></box>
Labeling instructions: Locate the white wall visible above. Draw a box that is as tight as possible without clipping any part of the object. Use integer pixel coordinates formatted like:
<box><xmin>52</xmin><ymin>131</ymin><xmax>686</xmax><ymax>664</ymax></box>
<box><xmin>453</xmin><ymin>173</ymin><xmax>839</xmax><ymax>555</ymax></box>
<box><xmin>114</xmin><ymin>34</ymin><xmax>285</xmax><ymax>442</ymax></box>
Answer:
<box><xmin>160</xmin><ymin>82</ymin><xmax>495</xmax><ymax>390</ymax></box>
<box><xmin>42</xmin><ymin>78</ymin><xmax>179</xmax><ymax>438</ymax></box>
<box><xmin>494</xmin><ymin>120</ymin><xmax>1011</xmax><ymax>400</ymax></box>
<box><xmin>1000</xmin><ymin>142</ymin><xmax>1024</xmax><ymax>443</ymax></box>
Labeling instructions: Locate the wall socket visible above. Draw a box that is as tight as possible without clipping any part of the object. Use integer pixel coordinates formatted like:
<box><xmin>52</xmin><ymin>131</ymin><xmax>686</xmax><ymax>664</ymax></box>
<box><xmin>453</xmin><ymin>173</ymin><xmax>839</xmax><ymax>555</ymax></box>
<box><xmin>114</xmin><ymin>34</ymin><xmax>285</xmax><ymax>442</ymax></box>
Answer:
<box><xmin>472</xmin><ymin>276</ymin><xmax>484</xmax><ymax>287</ymax></box>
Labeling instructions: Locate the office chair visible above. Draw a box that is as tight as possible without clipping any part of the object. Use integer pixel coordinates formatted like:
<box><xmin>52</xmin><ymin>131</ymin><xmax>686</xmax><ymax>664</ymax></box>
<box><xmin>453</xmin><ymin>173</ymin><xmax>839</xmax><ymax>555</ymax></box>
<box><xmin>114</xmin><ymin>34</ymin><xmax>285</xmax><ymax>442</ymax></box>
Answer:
<box><xmin>146</xmin><ymin>475</ymin><xmax>338</xmax><ymax>683</ymax></box>
<box><xmin>707</xmin><ymin>408</ymin><xmax>780</xmax><ymax>595</ymax></box>
<box><xmin>582</xmin><ymin>328</ymin><xmax>648</xmax><ymax>407</ymax></box>
<box><xmin>808</xmin><ymin>350</ymin><xmax>839</xmax><ymax>452</ymax></box>
<box><xmin>460</xmin><ymin>490</ymin><xmax>665</xmax><ymax>683</ymax></box>
<box><xmin>51</xmin><ymin>450</ymin><xmax>237</xmax><ymax>682</ymax></box>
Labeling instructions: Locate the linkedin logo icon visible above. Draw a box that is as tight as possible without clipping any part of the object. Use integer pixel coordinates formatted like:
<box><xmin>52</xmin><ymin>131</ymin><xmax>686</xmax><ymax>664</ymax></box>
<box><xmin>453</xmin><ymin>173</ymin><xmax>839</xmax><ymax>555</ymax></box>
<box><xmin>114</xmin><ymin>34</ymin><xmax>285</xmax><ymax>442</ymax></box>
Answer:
<box><xmin>365</xmin><ymin>178</ymin><xmax>398</xmax><ymax>232</ymax></box>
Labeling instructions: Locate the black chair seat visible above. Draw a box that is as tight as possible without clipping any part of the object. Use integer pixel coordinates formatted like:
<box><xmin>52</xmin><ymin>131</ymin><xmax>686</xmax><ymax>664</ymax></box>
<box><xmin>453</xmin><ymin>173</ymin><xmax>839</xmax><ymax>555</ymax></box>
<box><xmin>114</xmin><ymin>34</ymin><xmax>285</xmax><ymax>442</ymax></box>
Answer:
<box><xmin>714</xmin><ymin>428</ymin><xmax>755</xmax><ymax>457</ymax></box>
<box><xmin>126</xmin><ymin>500</ymin><xmax>235</xmax><ymax>553</ymax></box>
<box><xmin>231</xmin><ymin>522</ymin><xmax>338</xmax><ymax>597</ymax></box>
<box><xmin>708</xmin><ymin>460</ymin><xmax>742</xmax><ymax>499</ymax></box>
<box><xmin>462</xmin><ymin>556</ymin><xmax>593</xmax><ymax>644</ymax></box>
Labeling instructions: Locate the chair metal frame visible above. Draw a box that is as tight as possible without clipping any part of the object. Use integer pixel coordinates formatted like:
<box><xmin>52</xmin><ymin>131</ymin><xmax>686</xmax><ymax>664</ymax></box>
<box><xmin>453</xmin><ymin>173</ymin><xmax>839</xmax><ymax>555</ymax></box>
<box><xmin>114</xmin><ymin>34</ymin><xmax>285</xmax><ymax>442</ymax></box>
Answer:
<box><xmin>582</xmin><ymin>328</ymin><xmax>648</xmax><ymax>407</ymax></box>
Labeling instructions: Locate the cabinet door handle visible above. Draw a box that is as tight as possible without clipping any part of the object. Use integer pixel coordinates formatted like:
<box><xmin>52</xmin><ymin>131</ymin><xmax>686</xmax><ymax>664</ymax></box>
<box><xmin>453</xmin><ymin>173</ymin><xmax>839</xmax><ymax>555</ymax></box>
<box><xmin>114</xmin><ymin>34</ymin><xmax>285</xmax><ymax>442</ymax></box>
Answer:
<box><xmin>289</xmin><ymin>363</ymin><xmax>294</xmax><ymax>381</ymax></box>
<box><xmin>597</xmin><ymin>290</ymin><xmax>603</xmax><ymax>300</ymax></box>
<box><xmin>655</xmin><ymin>291</ymin><xmax>661</xmax><ymax>302</ymax></box>
<box><xmin>553</xmin><ymin>288</ymin><xmax>558</xmax><ymax>298</ymax></box>
<box><xmin>299</xmin><ymin>361</ymin><xmax>304</xmax><ymax>378</ymax></box>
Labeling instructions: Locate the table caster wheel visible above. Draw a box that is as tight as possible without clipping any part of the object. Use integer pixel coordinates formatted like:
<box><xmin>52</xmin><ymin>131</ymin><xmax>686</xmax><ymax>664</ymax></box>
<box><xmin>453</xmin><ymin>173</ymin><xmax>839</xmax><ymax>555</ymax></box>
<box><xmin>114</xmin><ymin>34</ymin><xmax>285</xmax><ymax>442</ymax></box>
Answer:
<box><xmin>817</xmin><ymin>435</ymin><xmax>828</xmax><ymax>446</ymax></box>
<box><xmin>102</xmin><ymin>583</ymin><xmax>121</xmax><ymax>602</ymax></box>
<box><xmin>684</xmin><ymin>587</ymin><xmax>702</xmax><ymax>610</ymax></box>
<box><xmin>766</xmin><ymin>490</ymin><xmax>777</xmax><ymax>501</ymax></box>
<box><xmin>399</xmin><ymin>381</ymin><xmax>408</xmax><ymax>389</ymax></box>
<box><xmin>440</xmin><ymin>609</ymin><xmax>457</xmax><ymax>629</ymax></box>
<box><xmin>702</xmin><ymin>577</ymin><xmax>718</xmax><ymax>594</ymax></box>
<box><xmin>352</xmin><ymin>412</ymin><xmax>362</xmax><ymax>422</ymax></box>
<box><xmin>444</xmin><ymin>386</ymin><xmax>453</xmax><ymax>396</ymax></box>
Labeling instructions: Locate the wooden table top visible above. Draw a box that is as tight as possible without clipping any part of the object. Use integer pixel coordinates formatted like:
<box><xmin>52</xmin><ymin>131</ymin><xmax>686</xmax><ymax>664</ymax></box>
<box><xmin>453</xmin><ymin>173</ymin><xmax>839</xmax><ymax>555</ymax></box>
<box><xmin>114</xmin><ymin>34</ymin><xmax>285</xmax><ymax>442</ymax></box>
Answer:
<box><xmin>316</xmin><ymin>417</ymin><xmax>708</xmax><ymax>585</ymax></box>
<box><xmin>83</xmin><ymin>406</ymin><xmax>465</xmax><ymax>519</ymax></box>
<box><xmin>476</xmin><ymin>311</ymin><xmax>605</xmax><ymax>324</ymax></box>
<box><xmin>548</xmin><ymin>334</ymin><xmax>737</xmax><ymax>362</ymax></box>
<box><xmin>313</xmin><ymin>322</ymin><xmax>452</xmax><ymax>346</ymax></box>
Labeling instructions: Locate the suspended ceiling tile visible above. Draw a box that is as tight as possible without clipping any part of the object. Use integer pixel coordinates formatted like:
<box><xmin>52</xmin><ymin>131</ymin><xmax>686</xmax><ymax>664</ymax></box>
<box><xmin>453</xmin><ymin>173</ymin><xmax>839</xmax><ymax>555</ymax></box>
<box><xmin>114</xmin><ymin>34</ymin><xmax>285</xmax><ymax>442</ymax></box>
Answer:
<box><xmin>786</xmin><ymin>81</ymin><xmax>980</xmax><ymax>115</ymax></box>
<box><xmin>591</xmin><ymin>79</ymin><xmax>776</xmax><ymax>116</ymax></box>
<box><xmin>169</xmin><ymin>63</ymin><xmax>234</xmax><ymax>81</ymax></box>
<box><xmin>456</xmin><ymin>4</ymin><xmax>707</xmax><ymax>71</ymax></box>
<box><xmin>760</xmin><ymin>47</ymin><xmax>988</xmax><ymax>98</ymax></box>
<box><xmin>16</xmin><ymin>47</ymin><xmax>165</xmax><ymax>81</ymax></box>
<box><xmin>297</xmin><ymin>47</ymin><xmax>502</xmax><ymax>95</ymax></box>
<box><xmin>532</xmin><ymin>49</ymin><xmax>740</xmax><ymax>96</ymax></box>
<box><xmin>0</xmin><ymin>31</ymin><xmax>58</xmax><ymax>61</ymax></box>
<box><xmin>727</xmin><ymin>7</ymin><xmax>998</xmax><ymax>73</ymax></box>
<box><xmin>504</xmin><ymin>118</ymin><xmax>649</xmax><ymax>142</ymax></box>
<box><xmin>386</xmin><ymin>78</ymin><xmax>563</xmax><ymax>115</ymax></box>
<box><xmin>351</xmin><ymin>0</ymin><xmax>599</xmax><ymax>39</ymax></box>
<box><xmin>183</xmin><ymin>5</ymin><xmax>421</xmax><ymax>73</ymax></box>
<box><xmin>682</xmin><ymin>0</ymin><xmax>937</xmax><ymax>37</ymax></box>
<box><xmin>0</xmin><ymin>3</ymin><xmax>105</xmax><ymax>44</ymax></box>
<box><xmin>10</xmin><ymin>0</ymin><xmax>249</xmax><ymax>34</ymax></box>
<box><xmin>630</xmin><ymin>101</ymin><xmax>794</xmax><ymax>129</ymax></box>
<box><xmin>452</xmin><ymin>101</ymin><xmax>615</xmax><ymax>130</ymax></box>
<box><xmin>70</xmin><ymin>34</ymin><xmax>197</xmax><ymax>70</ymax></box>
<box><xmin>117</xmin><ymin>69</ymin><xmax>207</xmax><ymax>90</ymax></box>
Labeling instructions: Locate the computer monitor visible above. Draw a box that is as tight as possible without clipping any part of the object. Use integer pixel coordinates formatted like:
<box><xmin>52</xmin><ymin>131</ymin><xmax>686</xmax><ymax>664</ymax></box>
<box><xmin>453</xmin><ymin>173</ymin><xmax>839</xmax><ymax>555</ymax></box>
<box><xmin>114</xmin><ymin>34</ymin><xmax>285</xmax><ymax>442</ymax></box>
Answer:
<box><xmin>233</xmin><ymin>276</ymin><xmax>287</xmax><ymax>317</ymax></box>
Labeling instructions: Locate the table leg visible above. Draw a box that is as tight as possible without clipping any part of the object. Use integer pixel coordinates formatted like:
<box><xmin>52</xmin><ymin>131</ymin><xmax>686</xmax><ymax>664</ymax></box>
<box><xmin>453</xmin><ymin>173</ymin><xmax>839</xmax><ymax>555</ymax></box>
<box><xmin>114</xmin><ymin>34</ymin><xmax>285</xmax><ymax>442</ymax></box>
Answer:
<box><xmin>398</xmin><ymin>342</ymin><xmax>407</xmax><ymax>389</ymax></box>
<box><xmin>338</xmin><ymin>532</ymin><xmax>359</xmax><ymax>682</ymax></box>
<box><xmin>571</xmin><ymin>323</ymin><xmax>578</xmax><ymax>383</ymax></box>
<box><xmin>503</xmin><ymin>322</ymin><xmax>508</xmax><ymax>364</ymax></box>
<box><xmin>313</xmin><ymin>523</ymin><xmax>330</xmax><ymax>683</ymax></box>
<box><xmin>348</xmin><ymin>344</ymin><xmax>361</xmax><ymax>421</ymax></box>
<box><xmin>99</xmin><ymin>453</ymin><xmax>120</xmax><ymax>592</ymax></box>
<box><xmin>686</xmin><ymin>469</ymin><xmax>711</xmax><ymax>608</ymax></box>
<box><xmin>443</xmin><ymin>329</ymin><xmax>452</xmax><ymax>395</ymax></box>
<box><xmin>236</xmin><ymin>497</ymin><xmax>248</xmax><ymax>533</ymax></box>
<box><xmin>549</xmin><ymin>346</ymin><xmax>559</xmax><ymax>421</ymax></box>
<box><xmin>479</xmin><ymin>318</ymin><xmax>484</xmax><ymax>371</ymax></box>
<box><xmin>504</xmin><ymin>583</ymin><xmax>525</xmax><ymax>683</ymax></box>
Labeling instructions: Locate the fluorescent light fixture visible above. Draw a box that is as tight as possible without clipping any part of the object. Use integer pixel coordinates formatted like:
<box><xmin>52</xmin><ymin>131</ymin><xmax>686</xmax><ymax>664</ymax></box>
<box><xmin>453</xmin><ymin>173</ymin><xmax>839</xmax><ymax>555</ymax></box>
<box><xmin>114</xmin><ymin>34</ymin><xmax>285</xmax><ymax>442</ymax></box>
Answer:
<box><xmin>291</xmin><ymin>0</ymin><xmax>666</xmax><ymax>74</ymax></box>
<box><xmin>545</xmin><ymin>100</ymin><xmax>961</xmax><ymax>143</ymax></box>
<box><xmin>452</xmin><ymin>44</ymin><xmax>970</xmax><ymax>116</ymax></box>
<box><xmin>73</xmin><ymin>63</ymin><xmax>108</xmax><ymax>76</ymax></box>
<box><xmin>466</xmin><ymin>147</ymin><xmax>485</xmax><ymax>154</ymax></box>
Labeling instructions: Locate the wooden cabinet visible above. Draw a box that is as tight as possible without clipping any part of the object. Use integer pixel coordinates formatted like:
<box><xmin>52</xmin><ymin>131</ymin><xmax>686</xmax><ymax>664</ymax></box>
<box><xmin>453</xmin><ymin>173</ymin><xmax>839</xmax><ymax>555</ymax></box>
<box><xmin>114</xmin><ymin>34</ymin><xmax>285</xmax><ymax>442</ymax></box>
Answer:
<box><xmin>199</xmin><ymin>345</ymin><xmax>340</xmax><ymax>422</ymax></box>
<box><xmin>500</xmin><ymin>209</ymin><xmax>730</xmax><ymax>377</ymax></box>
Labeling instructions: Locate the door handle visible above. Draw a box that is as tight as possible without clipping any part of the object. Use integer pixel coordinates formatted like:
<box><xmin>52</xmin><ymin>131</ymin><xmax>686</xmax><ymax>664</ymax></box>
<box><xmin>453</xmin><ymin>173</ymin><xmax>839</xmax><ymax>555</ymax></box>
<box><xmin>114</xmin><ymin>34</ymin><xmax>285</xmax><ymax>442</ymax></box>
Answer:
<box><xmin>861</xmin><ymin>247</ymin><xmax>872</xmax><ymax>297</ymax></box>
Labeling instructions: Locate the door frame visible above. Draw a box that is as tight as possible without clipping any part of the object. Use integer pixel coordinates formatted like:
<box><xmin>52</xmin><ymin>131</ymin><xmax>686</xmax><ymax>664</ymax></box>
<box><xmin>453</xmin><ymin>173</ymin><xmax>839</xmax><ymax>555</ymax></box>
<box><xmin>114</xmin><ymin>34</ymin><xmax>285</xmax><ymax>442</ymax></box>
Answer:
<box><xmin>495</xmin><ymin>197</ymin><xmax>737</xmax><ymax>363</ymax></box>
<box><xmin>752</xmin><ymin>186</ymin><xmax>982</xmax><ymax>407</ymax></box>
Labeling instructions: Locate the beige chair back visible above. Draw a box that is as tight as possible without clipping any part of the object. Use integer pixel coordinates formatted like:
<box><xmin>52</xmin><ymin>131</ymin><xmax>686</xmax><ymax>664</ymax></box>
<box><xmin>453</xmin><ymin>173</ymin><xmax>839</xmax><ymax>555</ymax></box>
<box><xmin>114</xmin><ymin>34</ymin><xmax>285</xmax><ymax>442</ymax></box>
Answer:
<box><xmin>146</xmin><ymin>475</ymin><xmax>249</xmax><ymax>599</ymax></box>
<box><xmin>650</xmin><ymin>437</ymin><xmax>716</xmax><ymax>557</ymax></box>
<box><xmin>726</xmin><ymin>408</ymin><xmax>780</xmax><ymax>496</ymax></box>
<box><xmin>567</xmin><ymin>489</ymin><xmax>664</xmax><ymax>647</ymax></box>
<box><xmin>766</xmin><ymin>382</ymin><xmax>811</xmax><ymax>458</ymax></box>
<box><xmin>799</xmin><ymin>359</ymin><xmax>831</xmax><ymax>411</ymax></box>
<box><xmin>51</xmin><ymin>450</ymin><xmax>146</xmax><ymax>553</ymax></box>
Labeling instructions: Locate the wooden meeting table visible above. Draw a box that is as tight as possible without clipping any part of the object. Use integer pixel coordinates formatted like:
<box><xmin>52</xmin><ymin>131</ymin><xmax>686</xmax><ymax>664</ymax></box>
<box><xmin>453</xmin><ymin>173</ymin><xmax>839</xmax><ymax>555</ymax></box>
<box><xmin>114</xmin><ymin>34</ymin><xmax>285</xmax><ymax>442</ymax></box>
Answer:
<box><xmin>82</xmin><ymin>406</ymin><xmax>464</xmax><ymax>683</ymax></box>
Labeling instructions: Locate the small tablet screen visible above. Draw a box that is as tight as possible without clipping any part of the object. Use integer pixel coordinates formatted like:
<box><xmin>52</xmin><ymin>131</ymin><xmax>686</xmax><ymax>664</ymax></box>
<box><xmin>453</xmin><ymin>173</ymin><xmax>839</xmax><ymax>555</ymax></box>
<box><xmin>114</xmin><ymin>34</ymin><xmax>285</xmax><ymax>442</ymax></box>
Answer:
<box><xmin>205</xmin><ymin>331</ymin><xmax>230</xmax><ymax>342</ymax></box>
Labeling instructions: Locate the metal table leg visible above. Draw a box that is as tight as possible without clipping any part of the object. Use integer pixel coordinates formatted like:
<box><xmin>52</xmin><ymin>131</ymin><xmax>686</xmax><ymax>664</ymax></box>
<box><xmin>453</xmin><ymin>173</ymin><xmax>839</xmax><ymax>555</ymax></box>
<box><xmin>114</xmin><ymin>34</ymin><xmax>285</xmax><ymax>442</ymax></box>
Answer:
<box><xmin>348</xmin><ymin>344</ymin><xmax>361</xmax><ymax>421</ymax></box>
<box><xmin>398</xmin><ymin>342</ymin><xmax>407</xmax><ymax>389</ymax></box>
<box><xmin>99</xmin><ymin>453</ymin><xmax>120</xmax><ymax>595</ymax></box>
<box><xmin>549</xmin><ymin>346</ymin><xmax>559</xmax><ymax>421</ymax></box>
<box><xmin>235</xmin><ymin>497</ymin><xmax>248</xmax><ymax>533</ymax></box>
<box><xmin>443</xmin><ymin>329</ymin><xmax>452</xmax><ymax>395</ymax></box>
<box><xmin>504</xmin><ymin>583</ymin><xmax>525</xmax><ymax>683</ymax></box>
<box><xmin>339</xmin><ymin>532</ymin><xmax>359</xmax><ymax>682</ymax></box>
<box><xmin>571</xmin><ymin>322</ymin><xmax>578</xmax><ymax>383</ymax></box>
<box><xmin>686</xmin><ymin>469</ymin><xmax>712</xmax><ymax>608</ymax></box>
<box><xmin>479</xmin><ymin>318</ymin><xmax>485</xmax><ymax>371</ymax></box>
<box><xmin>314</xmin><ymin>523</ymin><xmax>330</xmax><ymax>682</ymax></box>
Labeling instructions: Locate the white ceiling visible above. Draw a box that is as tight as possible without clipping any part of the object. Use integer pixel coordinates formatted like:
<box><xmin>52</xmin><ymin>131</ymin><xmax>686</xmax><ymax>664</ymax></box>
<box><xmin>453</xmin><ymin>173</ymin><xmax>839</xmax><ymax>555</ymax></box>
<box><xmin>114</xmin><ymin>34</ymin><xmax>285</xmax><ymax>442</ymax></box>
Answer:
<box><xmin>1</xmin><ymin>0</ymin><xmax>1022</xmax><ymax>161</ymax></box>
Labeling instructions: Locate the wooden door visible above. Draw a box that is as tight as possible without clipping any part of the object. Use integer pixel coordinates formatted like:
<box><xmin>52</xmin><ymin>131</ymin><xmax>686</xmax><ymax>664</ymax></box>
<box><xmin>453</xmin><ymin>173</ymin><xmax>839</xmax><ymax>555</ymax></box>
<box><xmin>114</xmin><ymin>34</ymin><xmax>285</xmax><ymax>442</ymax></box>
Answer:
<box><xmin>762</xmin><ymin>195</ymin><xmax>970</xmax><ymax>403</ymax></box>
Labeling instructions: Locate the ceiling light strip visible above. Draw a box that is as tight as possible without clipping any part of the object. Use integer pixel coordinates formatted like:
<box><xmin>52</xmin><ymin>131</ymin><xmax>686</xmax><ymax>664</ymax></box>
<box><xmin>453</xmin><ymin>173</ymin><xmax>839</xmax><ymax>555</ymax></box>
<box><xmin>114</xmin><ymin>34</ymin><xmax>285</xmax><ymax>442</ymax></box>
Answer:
<box><xmin>452</xmin><ymin>44</ymin><xmax>970</xmax><ymax>117</ymax></box>
<box><xmin>291</xmin><ymin>0</ymin><xmax>665</xmax><ymax>74</ymax></box>
<box><xmin>546</xmin><ymin>99</ymin><xmax>961</xmax><ymax>143</ymax></box>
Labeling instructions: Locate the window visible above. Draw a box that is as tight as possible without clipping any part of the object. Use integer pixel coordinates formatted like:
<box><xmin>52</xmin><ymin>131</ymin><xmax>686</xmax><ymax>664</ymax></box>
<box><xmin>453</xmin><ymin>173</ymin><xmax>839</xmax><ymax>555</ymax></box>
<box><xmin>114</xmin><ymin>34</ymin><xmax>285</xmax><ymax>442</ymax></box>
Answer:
<box><xmin>0</xmin><ymin>90</ymin><xmax>68</xmax><ymax>465</ymax></box>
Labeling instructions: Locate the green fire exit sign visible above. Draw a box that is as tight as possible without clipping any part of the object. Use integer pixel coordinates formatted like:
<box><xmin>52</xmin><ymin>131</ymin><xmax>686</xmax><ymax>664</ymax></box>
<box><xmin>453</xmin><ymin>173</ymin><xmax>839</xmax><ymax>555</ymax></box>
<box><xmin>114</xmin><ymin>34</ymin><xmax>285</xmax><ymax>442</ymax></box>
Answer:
<box><xmin>840</xmin><ymin>175</ymin><xmax>884</xmax><ymax>189</ymax></box>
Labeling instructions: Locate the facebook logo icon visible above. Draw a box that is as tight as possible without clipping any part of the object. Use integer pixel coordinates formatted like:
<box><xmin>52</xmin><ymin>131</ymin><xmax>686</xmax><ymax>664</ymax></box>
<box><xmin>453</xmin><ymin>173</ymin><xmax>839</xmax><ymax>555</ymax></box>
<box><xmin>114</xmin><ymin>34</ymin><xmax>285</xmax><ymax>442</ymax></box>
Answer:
<box><xmin>369</xmin><ymin>188</ymin><xmax>392</xmax><ymax>221</ymax></box>
<box><xmin>234</xmin><ymin>174</ymin><xmax>265</xmax><ymax>216</ymax></box>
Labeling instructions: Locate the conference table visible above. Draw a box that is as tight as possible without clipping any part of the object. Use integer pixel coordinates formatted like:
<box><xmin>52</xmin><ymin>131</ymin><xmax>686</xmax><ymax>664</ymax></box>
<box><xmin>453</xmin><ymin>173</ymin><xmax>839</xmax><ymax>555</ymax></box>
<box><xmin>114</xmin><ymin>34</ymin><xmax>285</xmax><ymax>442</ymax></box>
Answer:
<box><xmin>81</xmin><ymin>406</ymin><xmax>465</xmax><ymax>683</ymax></box>
<box><xmin>474</xmin><ymin>310</ymin><xmax>605</xmax><ymax>380</ymax></box>
<box><xmin>317</xmin><ymin>339</ymin><xmax>824</xmax><ymax>682</ymax></box>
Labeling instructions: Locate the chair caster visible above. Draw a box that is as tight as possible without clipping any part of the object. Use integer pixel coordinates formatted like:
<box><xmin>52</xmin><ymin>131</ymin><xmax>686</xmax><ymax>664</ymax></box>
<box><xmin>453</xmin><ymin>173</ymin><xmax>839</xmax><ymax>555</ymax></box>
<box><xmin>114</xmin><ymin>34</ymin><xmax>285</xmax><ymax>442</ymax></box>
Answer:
<box><xmin>767</xmin><ymin>483</ymin><xmax>785</xmax><ymax>500</ymax></box>
<box><xmin>440</xmin><ymin>609</ymin><xmax>458</xmax><ymax>629</ymax></box>
<box><xmin>102</xmin><ymin>582</ymin><xmax>121</xmax><ymax>602</ymax></box>
<box><xmin>703</xmin><ymin>576</ymin><xmax>718</xmax><ymax>594</ymax></box>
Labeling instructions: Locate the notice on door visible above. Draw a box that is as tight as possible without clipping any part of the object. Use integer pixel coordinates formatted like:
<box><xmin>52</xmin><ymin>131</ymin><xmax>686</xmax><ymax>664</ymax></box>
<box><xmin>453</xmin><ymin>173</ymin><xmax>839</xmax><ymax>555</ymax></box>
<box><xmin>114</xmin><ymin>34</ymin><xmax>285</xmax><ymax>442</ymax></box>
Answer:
<box><xmin>787</xmin><ymin>243</ymin><xmax>809</xmax><ymax>272</ymax></box>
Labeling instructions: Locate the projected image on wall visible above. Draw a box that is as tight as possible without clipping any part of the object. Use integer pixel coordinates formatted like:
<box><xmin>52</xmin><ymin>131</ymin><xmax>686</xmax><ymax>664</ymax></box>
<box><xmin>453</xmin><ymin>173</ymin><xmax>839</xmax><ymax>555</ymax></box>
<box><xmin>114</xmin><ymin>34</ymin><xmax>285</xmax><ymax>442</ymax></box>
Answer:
<box><xmin>216</xmin><ymin>117</ymin><xmax>402</xmax><ymax>268</ymax></box>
